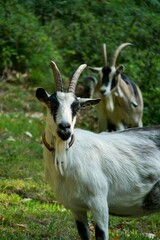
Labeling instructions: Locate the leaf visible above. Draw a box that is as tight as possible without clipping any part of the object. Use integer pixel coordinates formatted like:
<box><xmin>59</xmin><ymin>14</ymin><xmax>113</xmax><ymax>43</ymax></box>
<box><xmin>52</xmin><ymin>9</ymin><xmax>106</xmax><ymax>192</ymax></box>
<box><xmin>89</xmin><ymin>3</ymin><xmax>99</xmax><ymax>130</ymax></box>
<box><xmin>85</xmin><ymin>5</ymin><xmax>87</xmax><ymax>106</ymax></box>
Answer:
<box><xmin>142</xmin><ymin>233</ymin><xmax>156</xmax><ymax>239</ymax></box>
<box><xmin>25</xmin><ymin>112</ymin><xmax>44</xmax><ymax>119</ymax></box>
<box><xmin>25</xmin><ymin>131</ymin><xmax>32</xmax><ymax>138</ymax></box>
<box><xmin>7</xmin><ymin>136</ymin><xmax>16</xmax><ymax>142</ymax></box>
<box><xmin>14</xmin><ymin>223</ymin><xmax>27</xmax><ymax>229</ymax></box>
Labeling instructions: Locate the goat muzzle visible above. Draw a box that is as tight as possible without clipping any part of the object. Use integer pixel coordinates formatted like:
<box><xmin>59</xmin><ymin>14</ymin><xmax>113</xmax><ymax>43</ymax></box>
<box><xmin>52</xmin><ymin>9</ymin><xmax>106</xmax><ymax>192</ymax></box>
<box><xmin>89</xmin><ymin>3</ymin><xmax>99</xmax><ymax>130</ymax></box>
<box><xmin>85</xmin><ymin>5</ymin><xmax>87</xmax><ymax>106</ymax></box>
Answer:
<box><xmin>57</xmin><ymin>122</ymin><xmax>72</xmax><ymax>141</ymax></box>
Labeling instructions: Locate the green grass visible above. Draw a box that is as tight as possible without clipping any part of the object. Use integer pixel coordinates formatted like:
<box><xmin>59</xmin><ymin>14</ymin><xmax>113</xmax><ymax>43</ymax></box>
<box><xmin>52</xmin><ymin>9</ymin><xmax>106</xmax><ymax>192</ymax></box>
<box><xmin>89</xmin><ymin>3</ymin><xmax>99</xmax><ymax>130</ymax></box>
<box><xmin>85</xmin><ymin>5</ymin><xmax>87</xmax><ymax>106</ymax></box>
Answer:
<box><xmin>0</xmin><ymin>81</ymin><xmax>160</xmax><ymax>239</ymax></box>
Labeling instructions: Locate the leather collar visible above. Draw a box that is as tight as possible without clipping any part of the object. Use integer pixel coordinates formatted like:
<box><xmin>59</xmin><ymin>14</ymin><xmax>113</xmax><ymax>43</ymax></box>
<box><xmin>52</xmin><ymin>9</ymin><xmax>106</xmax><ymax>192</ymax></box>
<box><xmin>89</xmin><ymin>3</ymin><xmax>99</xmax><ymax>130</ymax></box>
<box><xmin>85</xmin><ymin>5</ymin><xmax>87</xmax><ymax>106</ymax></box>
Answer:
<box><xmin>42</xmin><ymin>132</ymin><xmax>75</xmax><ymax>152</ymax></box>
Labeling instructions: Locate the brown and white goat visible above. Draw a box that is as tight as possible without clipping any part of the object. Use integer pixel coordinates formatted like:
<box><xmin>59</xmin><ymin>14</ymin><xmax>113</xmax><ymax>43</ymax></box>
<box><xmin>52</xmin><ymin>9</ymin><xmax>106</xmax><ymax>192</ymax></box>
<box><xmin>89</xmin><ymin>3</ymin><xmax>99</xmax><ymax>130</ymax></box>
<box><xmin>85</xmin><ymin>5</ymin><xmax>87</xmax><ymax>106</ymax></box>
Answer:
<box><xmin>36</xmin><ymin>61</ymin><xmax>160</xmax><ymax>240</ymax></box>
<box><xmin>88</xmin><ymin>43</ymin><xmax>143</xmax><ymax>132</ymax></box>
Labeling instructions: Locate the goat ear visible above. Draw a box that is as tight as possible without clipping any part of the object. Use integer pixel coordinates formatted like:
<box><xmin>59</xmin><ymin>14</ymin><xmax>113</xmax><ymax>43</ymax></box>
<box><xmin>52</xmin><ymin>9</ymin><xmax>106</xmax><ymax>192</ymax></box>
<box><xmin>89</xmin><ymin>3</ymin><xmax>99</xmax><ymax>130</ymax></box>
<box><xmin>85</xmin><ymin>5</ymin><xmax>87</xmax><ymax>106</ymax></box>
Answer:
<box><xmin>78</xmin><ymin>98</ymin><xmax>101</xmax><ymax>109</ymax></box>
<box><xmin>116</xmin><ymin>65</ymin><xmax>125</xmax><ymax>75</ymax></box>
<box><xmin>36</xmin><ymin>88</ymin><xmax>49</xmax><ymax>103</ymax></box>
<box><xmin>88</xmin><ymin>66</ymin><xmax>102</xmax><ymax>73</ymax></box>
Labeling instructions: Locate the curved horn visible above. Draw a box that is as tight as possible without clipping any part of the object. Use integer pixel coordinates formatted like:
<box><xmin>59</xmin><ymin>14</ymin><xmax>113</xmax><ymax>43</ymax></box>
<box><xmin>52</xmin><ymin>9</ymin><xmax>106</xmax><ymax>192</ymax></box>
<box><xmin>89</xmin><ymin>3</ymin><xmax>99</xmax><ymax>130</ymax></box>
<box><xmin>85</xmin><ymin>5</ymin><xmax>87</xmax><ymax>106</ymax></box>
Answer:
<box><xmin>68</xmin><ymin>64</ymin><xmax>87</xmax><ymax>93</ymax></box>
<box><xmin>50</xmin><ymin>61</ymin><xmax>63</xmax><ymax>92</ymax></box>
<box><xmin>110</xmin><ymin>43</ymin><xmax>133</xmax><ymax>67</ymax></box>
<box><xmin>103</xmin><ymin>43</ymin><xmax>107</xmax><ymax>66</ymax></box>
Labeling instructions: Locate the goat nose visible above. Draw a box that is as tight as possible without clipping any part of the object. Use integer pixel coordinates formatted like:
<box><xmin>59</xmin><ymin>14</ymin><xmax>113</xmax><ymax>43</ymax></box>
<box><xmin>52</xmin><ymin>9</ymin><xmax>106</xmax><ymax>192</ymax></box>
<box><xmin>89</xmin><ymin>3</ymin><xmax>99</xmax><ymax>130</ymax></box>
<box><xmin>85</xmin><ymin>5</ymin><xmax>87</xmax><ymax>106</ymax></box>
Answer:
<box><xmin>58</xmin><ymin>122</ymin><xmax>71</xmax><ymax>141</ymax></box>
<box><xmin>59</xmin><ymin>122</ymin><xmax>71</xmax><ymax>130</ymax></box>
<box><xmin>100</xmin><ymin>89</ymin><xmax>106</xmax><ymax>95</ymax></box>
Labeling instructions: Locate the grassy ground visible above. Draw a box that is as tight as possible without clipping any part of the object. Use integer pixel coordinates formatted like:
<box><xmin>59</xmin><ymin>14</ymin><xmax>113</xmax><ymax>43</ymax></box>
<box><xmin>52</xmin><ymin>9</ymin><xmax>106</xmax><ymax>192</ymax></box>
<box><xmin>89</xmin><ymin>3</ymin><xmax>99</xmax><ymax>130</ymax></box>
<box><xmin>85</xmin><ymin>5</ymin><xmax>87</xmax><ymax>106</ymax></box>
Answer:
<box><xmin>0</xmin><ymin>80</ymin><xmax>160</xmax><ymax>240</ymax></box>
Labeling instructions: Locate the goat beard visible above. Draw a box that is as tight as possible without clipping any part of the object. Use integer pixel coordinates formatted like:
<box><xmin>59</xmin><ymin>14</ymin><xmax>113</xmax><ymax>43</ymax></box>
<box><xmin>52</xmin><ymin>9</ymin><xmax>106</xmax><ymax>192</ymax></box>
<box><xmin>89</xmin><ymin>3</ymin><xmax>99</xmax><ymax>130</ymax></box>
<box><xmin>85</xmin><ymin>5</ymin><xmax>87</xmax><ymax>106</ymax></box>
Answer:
<box><xmin>106</xmin><ymin>94</ymin><xmax>114</xmax><ymax>112</ymax></box>
<box><xmin>55</xmin><ymin>139</ymin><xmax>67</xmax><ymax>176</ymax></box>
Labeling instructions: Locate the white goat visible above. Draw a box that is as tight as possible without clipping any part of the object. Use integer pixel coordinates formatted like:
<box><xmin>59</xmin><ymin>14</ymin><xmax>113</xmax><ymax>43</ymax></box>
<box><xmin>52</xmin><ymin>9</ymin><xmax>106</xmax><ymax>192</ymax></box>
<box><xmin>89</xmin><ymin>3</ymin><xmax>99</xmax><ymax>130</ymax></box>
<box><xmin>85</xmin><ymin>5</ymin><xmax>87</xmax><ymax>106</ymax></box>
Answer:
<box><xmin>36</xmin><ymin>61</ymin><xmax>160</xmax><ymax>240</ymax></box>
<box><xmin>88</xmin><ymin>43</ymin><xmax>143</xmax><ymax>132</ymax></box>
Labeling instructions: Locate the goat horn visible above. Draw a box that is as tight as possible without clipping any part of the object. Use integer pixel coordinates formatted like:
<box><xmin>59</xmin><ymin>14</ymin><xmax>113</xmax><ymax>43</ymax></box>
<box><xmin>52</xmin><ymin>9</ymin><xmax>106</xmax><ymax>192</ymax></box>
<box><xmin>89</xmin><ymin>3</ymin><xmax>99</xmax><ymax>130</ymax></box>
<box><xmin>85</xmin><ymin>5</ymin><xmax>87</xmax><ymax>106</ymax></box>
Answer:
<box><xmin>110</xmin><ymin>43</ymin><xmax>133</xmax><ymax>67</ymax></box>
<box><xmin>68</xmin><ymin>64</ymin><xmax>87</xmax><ymax>93</ymax></box>
<box><xmin>103</xmin><ymin>43</ymin><xmax>107</xmax><ymax>66</ymax></box>
<box><xmin>50</xmin><ymin>61</ymin><xmax>63</xmax><ymax>92</ymax></box>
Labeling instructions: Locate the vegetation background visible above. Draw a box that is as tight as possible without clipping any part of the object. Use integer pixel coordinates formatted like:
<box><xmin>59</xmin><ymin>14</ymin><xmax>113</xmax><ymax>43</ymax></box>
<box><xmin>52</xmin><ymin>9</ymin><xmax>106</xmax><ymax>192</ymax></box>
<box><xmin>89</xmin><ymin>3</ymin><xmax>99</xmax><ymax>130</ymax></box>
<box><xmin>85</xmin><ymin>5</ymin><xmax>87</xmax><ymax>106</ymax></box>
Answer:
<box><xmin>0</xmin><ymin>0</ymin><xmax>160</xmax><ymax>239</ymax></box>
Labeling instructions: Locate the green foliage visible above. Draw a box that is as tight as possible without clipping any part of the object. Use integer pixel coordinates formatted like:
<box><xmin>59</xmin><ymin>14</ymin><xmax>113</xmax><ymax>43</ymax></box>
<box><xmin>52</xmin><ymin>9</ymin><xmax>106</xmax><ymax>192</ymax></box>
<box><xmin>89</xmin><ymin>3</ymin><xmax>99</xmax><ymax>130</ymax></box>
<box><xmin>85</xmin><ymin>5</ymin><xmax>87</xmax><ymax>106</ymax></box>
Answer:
<box><xmin>18</xmin><ymin>0</ymin><xmax>160</xmax><ymax>125</ymax></box>
<box><xmin>0</xmin><ymin>0</ymin><xmax>61</xmax><ymax>85</ymax></box>
<box><xmin>0</xmin><ymin>0</ymin><xmax>160</xmax><ymax>124</ymax></box>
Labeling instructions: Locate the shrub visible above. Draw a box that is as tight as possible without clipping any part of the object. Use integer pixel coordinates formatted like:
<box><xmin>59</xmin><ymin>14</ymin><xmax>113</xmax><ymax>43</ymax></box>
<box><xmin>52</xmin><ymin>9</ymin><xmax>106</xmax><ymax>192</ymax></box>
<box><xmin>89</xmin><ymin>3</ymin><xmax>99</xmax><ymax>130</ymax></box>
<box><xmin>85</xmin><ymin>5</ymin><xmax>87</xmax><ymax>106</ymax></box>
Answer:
<box><xmin>0</xmin><ymin>0</ymin><xmax>61</xmax><ymax>85</ymax></box>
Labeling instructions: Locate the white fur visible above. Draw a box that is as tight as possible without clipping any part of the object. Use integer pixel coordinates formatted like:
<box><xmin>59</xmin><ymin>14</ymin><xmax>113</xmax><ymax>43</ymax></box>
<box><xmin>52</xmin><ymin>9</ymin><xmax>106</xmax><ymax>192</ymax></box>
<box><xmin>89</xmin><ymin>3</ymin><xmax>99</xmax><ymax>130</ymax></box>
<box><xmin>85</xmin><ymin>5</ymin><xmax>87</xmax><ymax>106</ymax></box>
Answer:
<box><xmin>56</xmin><ymin>92</ymin><xmax>75</xmax><ymax>130</ymax></box>
<box><xmin>37</xmin><ymin>88</ymin><xmax>159</xmax><ymax>240</ymax></box>
<box><xmin>43</xmin><ymin>112</ymin><xmax>160</xmax><ymax>239</ymax></box>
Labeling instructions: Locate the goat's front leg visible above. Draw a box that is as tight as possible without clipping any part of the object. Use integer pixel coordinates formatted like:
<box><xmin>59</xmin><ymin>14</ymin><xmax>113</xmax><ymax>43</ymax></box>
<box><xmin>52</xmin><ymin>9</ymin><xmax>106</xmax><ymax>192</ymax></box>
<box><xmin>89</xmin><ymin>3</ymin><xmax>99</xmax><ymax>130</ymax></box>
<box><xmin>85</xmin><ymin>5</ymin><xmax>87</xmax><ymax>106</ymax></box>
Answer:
<box><xmin>73</xmin><ymin>210</ymin><xmax>90</xmax><ymax>240</ymax></box>
<box><xmin>91</xmin><ymin>198</ymin><xmax>109</xmax><ymax>240</ymax></box>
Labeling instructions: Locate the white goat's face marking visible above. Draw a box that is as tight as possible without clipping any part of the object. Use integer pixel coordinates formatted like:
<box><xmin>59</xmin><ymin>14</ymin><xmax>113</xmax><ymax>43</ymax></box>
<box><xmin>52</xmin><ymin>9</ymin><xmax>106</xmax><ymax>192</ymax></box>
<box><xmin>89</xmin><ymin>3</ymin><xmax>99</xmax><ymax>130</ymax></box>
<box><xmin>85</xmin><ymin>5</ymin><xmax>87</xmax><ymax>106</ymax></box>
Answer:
<box><xmin>48</xmin><ymin>92</ymin><xmax>80</xmax><ymax>140</ymax></box>
<box><xmin>100</xmin><ymin>66</ymin><xmax>118</xmax><ymax>96</ymax></box>
<box><xmin>56</xmin><ymin>92</ymin><xmax>77</xmax><ymax>125</ymax></box>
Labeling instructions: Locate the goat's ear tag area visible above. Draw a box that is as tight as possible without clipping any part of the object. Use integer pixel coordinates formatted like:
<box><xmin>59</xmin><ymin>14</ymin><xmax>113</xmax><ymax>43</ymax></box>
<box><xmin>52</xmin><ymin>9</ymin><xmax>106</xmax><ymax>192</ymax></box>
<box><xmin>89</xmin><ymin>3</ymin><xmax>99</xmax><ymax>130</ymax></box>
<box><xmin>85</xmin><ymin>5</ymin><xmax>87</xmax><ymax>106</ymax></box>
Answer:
<box><xmin>79</xmin><ymin>98</ymin><xmax>101</xmax><ymax>109</ymax></box>
<box><xmin>36</xmin><ymin>88</ymin><xmax>48</xmax><ymax>103</ymax></box>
